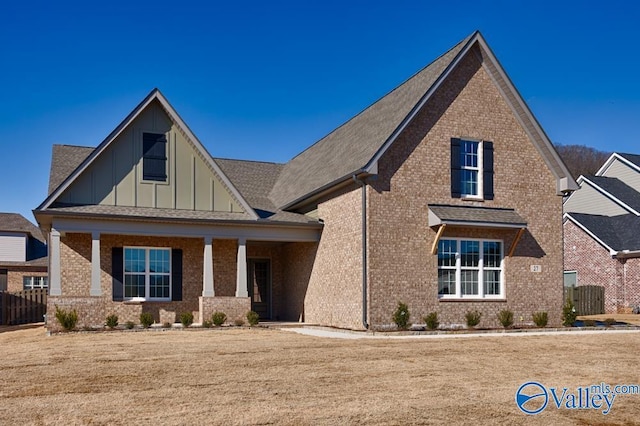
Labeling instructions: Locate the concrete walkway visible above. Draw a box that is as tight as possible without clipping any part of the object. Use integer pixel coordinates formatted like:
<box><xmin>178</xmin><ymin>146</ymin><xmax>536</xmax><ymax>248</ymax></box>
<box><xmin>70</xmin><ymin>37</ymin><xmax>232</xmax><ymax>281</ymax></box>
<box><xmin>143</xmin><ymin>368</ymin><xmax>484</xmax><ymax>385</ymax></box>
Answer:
<box><xmin>283</xmin><ymin>326</ymin><xmax>640</xmax><ymax>340</ymax></box>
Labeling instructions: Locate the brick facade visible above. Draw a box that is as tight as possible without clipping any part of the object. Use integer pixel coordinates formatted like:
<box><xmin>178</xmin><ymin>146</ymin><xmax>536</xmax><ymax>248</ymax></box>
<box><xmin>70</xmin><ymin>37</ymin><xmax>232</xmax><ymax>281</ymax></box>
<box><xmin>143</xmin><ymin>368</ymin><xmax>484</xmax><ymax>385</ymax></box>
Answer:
<box><xmin>363</xmin><ymin>45</ymin><xmax>564</xmax><ymax>328</ymax></box>
<box><xmin>564</xmin><ymin>219</ymin><xmax>640</xmax><ymax>313</ymax></box>
<box><xmin>4</xmin><ymin>267</ymin><xmax>47</xmax><ymax>292</ymax></box>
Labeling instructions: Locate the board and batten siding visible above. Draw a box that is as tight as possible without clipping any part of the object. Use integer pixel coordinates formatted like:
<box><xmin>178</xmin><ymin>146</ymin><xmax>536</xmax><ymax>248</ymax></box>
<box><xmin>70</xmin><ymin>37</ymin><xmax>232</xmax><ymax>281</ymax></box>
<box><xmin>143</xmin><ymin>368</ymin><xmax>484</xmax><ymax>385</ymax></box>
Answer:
<box><xmin>57</xmin><ymin>100</ymin><xmax>243</xmax><ymax>213</ymax></box>
<box><xmin>563</xmin><ymin>182</ymin><xmax>629</xmax><ymax>216</ymax></box>
<box><xmin>0</xmin><ymin>232</ymin><xmax>27</xmax><ymax>262</ymax></box>
<box><xmin>600</xmin><ymin>158</ymin><xmax>640</xmax><ymax>193</ymax></box>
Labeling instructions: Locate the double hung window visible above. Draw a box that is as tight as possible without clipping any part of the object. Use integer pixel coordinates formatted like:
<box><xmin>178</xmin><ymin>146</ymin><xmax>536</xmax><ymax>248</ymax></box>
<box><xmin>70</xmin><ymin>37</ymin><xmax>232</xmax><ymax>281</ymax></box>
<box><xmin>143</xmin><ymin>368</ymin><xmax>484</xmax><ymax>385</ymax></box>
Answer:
<box><xmin>124</xmin><ymin>247</ymin><xmax>171</xmax><ymax>300</ymax></box>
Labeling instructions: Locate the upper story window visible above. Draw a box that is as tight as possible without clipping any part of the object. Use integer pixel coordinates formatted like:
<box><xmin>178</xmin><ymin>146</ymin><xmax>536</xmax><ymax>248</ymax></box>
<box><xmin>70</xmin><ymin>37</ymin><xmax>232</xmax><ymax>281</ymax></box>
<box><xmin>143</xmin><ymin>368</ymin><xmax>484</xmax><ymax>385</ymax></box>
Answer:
<box><xmin>142</xmin><ymin>132</ymin><xmax>167</xmax><ymax>182</ymax></box>
<box><xmin>451</xmin><ymin>138</ymin><xmax>494</xmax><ymax>200</ymax></box>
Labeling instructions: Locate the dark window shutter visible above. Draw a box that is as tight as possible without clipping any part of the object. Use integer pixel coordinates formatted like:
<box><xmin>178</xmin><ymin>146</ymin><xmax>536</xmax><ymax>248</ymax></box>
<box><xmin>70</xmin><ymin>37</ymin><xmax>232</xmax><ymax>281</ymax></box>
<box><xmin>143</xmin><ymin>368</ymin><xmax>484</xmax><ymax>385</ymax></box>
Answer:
<box><xmin>112</xmin><ymin>247</ymin><xmax>124</xmax><ymax>301</ymax></box>
<box><xmin>451</xmin><ymin>138</ymin><xmax>461</xmax><ymax>198</ymax></box>
<box><xmin>171</xmin><ymin>249</ymin><xmax>183</xmax><ymax>301</ymax></box>
<box><xmin>143</xmin><ymin>133</ymin><xmax>167</xmax><ymax>181</ymax></box>
<box><xmin>483</xmin><ymin>141</ymin><xmax>494</xmax><ymax>200</ymax></box>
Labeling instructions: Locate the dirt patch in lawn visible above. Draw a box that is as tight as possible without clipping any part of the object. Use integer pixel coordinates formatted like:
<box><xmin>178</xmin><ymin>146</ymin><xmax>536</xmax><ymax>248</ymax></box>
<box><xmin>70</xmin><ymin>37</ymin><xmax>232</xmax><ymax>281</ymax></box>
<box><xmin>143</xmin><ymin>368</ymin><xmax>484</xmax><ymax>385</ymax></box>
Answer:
<box><xmin>1</xmin><ymin>326</ymin><xmax>639</xmax><ymax>425</ymax></box>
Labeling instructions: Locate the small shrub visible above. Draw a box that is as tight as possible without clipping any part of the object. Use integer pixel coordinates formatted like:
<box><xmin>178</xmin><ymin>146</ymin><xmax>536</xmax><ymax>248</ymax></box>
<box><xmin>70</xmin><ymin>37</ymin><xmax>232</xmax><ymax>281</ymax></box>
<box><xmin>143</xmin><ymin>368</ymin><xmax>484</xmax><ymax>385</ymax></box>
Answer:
<box><xmin>162</xmin><ymin>322</ymin><xmax>172</xmax><ymax>329</ymax></box>
<box><xmin>212</xmin><ymin>311</ymin><xmax>227</xmax><ymax>326</ymax></box>
<box><xmin>180</xmin><ymin>312</ymin><xmax>194</xmax><ymax>328</ymax></box>
<box><xmin>497</xmin><ymin>310</ymin><xmax>514</xmax><ymax>329</ymax></box>
<box><xmin>532</xmin><ymin>311</ymin><xmax>548</xmax><ymax>328</ymax></box>
<box><xmin>139</xmin><ymin>312</ymin><xmax>154</xmax><ymax>329</ymax></box>
<box><xmin>423</xmin><ymin>312</ymin><xmax>439</xmax><ymax>330</ymax></box>
<box><xmin>562</xmin><ymin>298</ymin><xmax>577</xmax><ymax>326</ymax></box>
<box><xmin>392</xmin><ymin>302</ymin><xmax>410</xmax><ymax>330</ymax></box>
<box><xmin>604</xmin><ymin>318</ymin><xmax>616</xmax><ymax>327</ymax></box>
<box><xmin>246</xmin><ymin>311</ymin><xmax>260</xmax><ymax>326</ymax></box>
<box><xmin>105</xmin><ymin>314</ymin><xmax>118</xmax><ymax>329</ymax></box>
<box><xmin>202</xmin><ymin>320</ymin><xmax>213</xmax><ymax>328</ymax></box>
<box><xmin>465</xmin><ymin>310</ymin><xmax>482</xmax><ymax>328</ymax></box>
<box><xmin>125</xmin><ymin>321</ymin><xmax>135</xmax><ymax>330</ymax></box>
<box><xmin>583</xmin><ymin>319</ymin><xmax>596</xmax><ymax>327</ymax></box>
<box><xmin>54</xmin><ymin>305</ymin><xmax>78</xmax><ymax>331</ymax></box>
<box><xmin>234</xmin><ymin>318</ymin><xmax>245</xmax><ymax>327</ymax></box>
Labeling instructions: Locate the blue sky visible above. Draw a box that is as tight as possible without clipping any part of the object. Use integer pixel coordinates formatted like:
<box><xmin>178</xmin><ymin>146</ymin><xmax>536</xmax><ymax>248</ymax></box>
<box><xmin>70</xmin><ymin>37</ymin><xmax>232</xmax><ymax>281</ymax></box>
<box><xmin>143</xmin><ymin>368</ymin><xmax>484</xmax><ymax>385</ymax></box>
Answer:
<box><xmin>2</xmin><ymin>0</ymin><xmax>639</xmax><ymax>223</ymax></box>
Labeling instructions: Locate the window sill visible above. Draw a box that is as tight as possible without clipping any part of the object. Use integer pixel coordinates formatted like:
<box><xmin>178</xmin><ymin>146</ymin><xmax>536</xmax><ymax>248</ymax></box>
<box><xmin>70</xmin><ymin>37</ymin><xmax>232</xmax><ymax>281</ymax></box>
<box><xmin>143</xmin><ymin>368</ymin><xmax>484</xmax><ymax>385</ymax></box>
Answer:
<box><xmin>461</xmin><ymin>196</ymin><xmax>484</xmax><ymax>202</ymax></box>
<box><xmin>123</xmin><ymin>299</ymin><xmax>171</xmax><ymax>304</ymax></box>
<box><xmin>438</xmin><ymin>298</ymin><xmax>506</xmax><ymax>302</ymax></box>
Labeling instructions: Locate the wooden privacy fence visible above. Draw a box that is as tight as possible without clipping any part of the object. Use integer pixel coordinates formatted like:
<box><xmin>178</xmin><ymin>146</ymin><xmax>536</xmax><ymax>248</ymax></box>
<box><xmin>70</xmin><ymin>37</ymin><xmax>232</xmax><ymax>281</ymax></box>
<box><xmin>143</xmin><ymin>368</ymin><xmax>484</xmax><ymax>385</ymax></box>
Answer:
<box><xmin>564</xmin><ymin>285</ymin><xmax>605</xmax><ymax>315</ymax></box>
<box><xmin>0</xmin><ymin>289</ymin><xmax>47</xmax><ymax>325</ymax></box>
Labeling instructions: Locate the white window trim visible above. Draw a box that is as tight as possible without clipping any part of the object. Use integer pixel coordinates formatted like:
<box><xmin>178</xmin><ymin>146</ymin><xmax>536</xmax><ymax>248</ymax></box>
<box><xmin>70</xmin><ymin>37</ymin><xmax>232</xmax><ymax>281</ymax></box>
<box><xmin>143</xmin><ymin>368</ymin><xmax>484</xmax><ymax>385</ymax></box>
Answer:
<box><xmin>461</xmin><ymin>139</ymin><xmax>483</xmax><ymax>200</ymax></box>
<box><xmin>123</xmin><ymin>246</ymin><xmax>171</xmax><ymax>302</ymax></box>
<box><xmin>438</xmin><ymin>237</ymin><xmax>504</xmax><ymax>300</ymax></box>
<box><xmin>23</xmin><ymin>276</ymin><xmax>48</xmax><ymax>290</ymax></box>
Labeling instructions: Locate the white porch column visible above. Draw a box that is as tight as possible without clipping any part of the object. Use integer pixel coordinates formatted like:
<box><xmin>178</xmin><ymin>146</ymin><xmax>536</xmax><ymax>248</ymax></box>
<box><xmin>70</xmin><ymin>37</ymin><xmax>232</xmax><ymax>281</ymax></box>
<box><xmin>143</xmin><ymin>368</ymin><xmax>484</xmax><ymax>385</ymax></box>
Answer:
<box><xmin>203</xmin><ymin>235</ymin><xmax>215</xmax><ymax>297</ymax></box>
<box><xmin>90</xmin><ymin>231</ymin><xmax>101</xmax><ymax>296</ymax></box>
<box><xmin>235</xmin><ymin>237</ymin><xmax>248</xmax><ymax>297</ymax></box>
<box><xmin>49</xmin><ymin>229</ymin><xmax>61</xmax><ymax>296</ymax></box>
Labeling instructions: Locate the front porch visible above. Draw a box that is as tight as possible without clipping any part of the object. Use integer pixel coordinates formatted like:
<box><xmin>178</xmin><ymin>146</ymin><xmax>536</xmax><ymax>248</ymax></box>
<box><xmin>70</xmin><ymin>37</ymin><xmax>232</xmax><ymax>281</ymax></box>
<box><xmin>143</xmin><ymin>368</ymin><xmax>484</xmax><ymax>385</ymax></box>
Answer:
<box><xmin>45</xmin><ymin>217</ymin><xmax>320</xmax><ymax>330</ymax></box>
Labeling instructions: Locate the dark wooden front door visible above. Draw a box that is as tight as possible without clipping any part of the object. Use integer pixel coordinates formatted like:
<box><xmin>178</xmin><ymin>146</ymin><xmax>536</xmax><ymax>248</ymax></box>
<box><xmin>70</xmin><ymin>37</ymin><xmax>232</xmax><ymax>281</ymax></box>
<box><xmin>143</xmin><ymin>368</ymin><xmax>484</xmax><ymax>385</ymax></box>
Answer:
<box><xmin>248</xmin><ymin>259</ymin><xmax>271</xmax><ymax>319</ymax></box>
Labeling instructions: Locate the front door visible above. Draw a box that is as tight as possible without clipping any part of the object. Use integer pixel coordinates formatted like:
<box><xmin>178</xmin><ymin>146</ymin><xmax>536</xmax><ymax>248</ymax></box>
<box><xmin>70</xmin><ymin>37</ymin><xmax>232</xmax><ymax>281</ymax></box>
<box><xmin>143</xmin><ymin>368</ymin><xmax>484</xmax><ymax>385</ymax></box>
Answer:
<box><xmin>248</xmin><ymin>259</ymin><xmax>271</xmax><ymax>319</ymax></box>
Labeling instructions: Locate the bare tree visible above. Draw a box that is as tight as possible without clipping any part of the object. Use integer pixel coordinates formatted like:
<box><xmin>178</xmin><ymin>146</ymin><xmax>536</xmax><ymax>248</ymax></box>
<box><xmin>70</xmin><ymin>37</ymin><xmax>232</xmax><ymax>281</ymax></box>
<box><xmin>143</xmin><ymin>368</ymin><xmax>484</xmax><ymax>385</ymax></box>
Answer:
<box><xmin>554</xmin><ymin>144</ymin><xmax>611</xmax><ymax>179</ymax></box>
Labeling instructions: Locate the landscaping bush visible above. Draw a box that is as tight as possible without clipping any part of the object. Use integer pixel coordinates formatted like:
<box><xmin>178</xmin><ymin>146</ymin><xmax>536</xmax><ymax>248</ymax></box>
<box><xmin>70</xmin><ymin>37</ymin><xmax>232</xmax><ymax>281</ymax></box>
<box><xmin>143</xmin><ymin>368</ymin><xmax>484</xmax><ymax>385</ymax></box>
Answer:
<box><xmin>202</xmin><ymin>320</ymin><xmax>213</xmax><ymax>328</ymax></box>
<box><xmin>532</xmin><ymin>311</ymin><xmax>548</xmax><ymax>328</ymax></box>
<box><xmin>246</xmin><ymin>311</ymin><xmax>259</xmax><ymax>326</ymax></box>
<box><xmin>180</xmin><ymin>312</ymin><xmax>194</xmax><ymax>328</ymax></box>
<box><xmin>562</xmin><ymin>298</ymin><xmax>577</xmax><ymax>326</ymax></box>
<box><xmin>105</xmin><ymin>314</ymin><xmax>119</xmax><ymax>329</ymax></box>
<box><xmin>423</xmin><ymin>312</ymin><xmax>439</xmax><ymax>330</ymax></box>
<box><xmin>139</xmin><ymin>312</ymin><xmax>154</xmax><ymax>329</ymax></box>
<box><xmin>54</xmin><ymin>305</ymin><xmax>78</xmax><ymax>331</ymax></box>
<box><xmin>234</xmin><ymin>318</ymin><xmax>245</xmax><ymax>327</ymax></box>
<box><xmin>125</xmin><ymin>321</ymin><xmax>135</xmax><ymax>330</ymax></box>
<box><xmin>465</xmin><ymin>310</ymin><xmax>482</xmax><ymax>328</ymax></box>
<box><xmin>497</xmin><ymin>310</ymin><xmax>514</xmax><ymax>329</ymax></box>
<box><xmin>392</xmin><ymin>302</ymin><xmax>410</xmax><ymax>330</ymax></box>
<box><xmin>212</xmin><ymin>311</ymin><xmax>227</xmax><ymax>326</ymax></box>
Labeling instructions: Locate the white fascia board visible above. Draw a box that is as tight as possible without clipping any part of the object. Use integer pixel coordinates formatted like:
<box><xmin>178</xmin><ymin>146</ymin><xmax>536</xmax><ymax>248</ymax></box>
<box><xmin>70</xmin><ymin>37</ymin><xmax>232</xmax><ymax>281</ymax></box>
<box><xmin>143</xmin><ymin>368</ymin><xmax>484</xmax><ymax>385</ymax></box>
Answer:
<box><xmin>581</xmin><ymin>176</ymin><xmax>640</xmax><ymax>216</ymax></box>
<box><xmin>564</xmin><ymin>213</ymin><xmax>616</xmax><ymax>255</ymax></box>
<box><xmin>595</xmin><ymin>153</ymin><xmax>640</xmax><ymax>176</ymax></box>
<box><xmin>52</xmin><ymin>217</ymin><xmax>321</xmax><ymax>242</ymax></box>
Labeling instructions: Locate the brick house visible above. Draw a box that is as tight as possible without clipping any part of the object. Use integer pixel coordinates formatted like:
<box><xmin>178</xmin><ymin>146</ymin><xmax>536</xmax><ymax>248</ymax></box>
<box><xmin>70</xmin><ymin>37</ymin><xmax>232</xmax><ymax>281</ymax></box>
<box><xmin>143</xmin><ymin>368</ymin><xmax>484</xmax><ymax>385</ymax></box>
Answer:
<box><xmin>564</xmin><ymin>153</ymin><xmax>640</xmax><ymax>313</ymax></box>
<box><xmin>0</xmin><ymin>213</ymin><xmax>48</xmax><ymax>292</ymax></box>
<box><xmin>35</xmin><ymin>31</ymin><xmax>576</xmax><ymax>331</ymax></box>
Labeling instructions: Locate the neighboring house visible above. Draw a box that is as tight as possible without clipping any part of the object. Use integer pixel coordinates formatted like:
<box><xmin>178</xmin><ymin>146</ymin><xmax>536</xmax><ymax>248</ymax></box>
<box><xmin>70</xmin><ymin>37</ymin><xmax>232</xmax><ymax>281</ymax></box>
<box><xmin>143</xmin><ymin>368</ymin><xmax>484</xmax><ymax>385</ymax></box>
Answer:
<box><xmin>34</xmin><ymin>31</ymin><xmax>576</xmax><ymax>331</ymax></box>
<box><xmin>0</xmin><ymin>213</ymin><xmax>48</xmax><ymax>292</ymax></box>
<box><xmin>564</xmin><ymin>153</ymin><xmax>640</xmax><ymax>313</ymax></box>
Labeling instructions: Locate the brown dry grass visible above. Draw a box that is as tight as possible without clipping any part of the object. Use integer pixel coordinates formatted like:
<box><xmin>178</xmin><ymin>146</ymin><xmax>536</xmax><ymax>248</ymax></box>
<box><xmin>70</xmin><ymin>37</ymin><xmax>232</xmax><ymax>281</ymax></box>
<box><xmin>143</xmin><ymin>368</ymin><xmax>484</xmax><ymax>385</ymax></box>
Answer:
<box><xmin>1</xmin><ymin>325</ymin><xmax>639</xmax><ymax>425</ymax></box>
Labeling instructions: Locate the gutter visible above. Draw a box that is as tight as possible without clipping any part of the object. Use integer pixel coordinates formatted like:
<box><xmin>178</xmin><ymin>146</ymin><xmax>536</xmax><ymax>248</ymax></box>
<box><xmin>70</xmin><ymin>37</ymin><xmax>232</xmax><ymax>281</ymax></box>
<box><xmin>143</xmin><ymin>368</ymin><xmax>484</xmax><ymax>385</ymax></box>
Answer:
<box><xmin>352</xmin><ymin>173</ymin><xmax>369</xmax><ymax>330</ymax></box>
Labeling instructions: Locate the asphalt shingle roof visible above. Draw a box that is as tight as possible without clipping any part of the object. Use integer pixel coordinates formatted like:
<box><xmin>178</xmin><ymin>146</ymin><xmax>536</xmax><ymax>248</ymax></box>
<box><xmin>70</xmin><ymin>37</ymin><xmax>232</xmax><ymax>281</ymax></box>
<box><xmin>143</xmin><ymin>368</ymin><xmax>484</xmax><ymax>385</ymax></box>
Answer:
<box><xmin>568</xmin><ymin>213</ymin><xmax>640</xmax><ymax>251</ymax></box>
<box><xmin>48</xmin><ymin>145</ymin><xmax>95</xmax><ymax>195</ymax></box>
<box><xmin>585</xmin><ymin>176</ymin><xmax>640</xmax><ymax>213</ymax></box>
<box><xmin>619</xmin><ymin>153</ymin><xmax>640</xmax><ymax>169</ymax></box>
<box><xmin>0</xmin><ymin>213</ymin><xmax>44</xmax><ymax>241</ymax></box>
<box><xmin>269</xmin><ymin>33</ymin><xmax>475</xmax><ymax>208</ymax></box>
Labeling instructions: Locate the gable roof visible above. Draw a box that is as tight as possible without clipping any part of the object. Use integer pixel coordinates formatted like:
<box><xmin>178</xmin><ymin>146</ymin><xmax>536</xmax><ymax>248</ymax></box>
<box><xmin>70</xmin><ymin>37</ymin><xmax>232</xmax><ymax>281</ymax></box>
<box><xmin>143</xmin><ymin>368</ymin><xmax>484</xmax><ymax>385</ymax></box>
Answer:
<box><xmin>269</xmin><ymin>31</ymin><xmax>577</xmax><ymax>209</ymax></box>
<box><xmin>596</xmin><ymin>152</ymin><xmax>640</xmax><ymax>176</ymax></box>
<box><xmin>580</xmin><ymin>175</ymin><xmax>640</xmax><ymax>215</ymax></box>
<box><xmin>48</xmin><ymin>145</ymin><xmax>95</xmax><ymax>195</ymax></box>
<box><xmin>37</xmin><ymin>89</ymin><xmax>258</xmax><ymax>220</ymax></box>
<box><xmin>619</xmin><ymin>153</ymin><xmax>640</xmax><ymax>168</ymax></box>
<box><xmin>566</xmin><ymin>212</ymin><xmax>640</xmax><ymax>254</ymax></box>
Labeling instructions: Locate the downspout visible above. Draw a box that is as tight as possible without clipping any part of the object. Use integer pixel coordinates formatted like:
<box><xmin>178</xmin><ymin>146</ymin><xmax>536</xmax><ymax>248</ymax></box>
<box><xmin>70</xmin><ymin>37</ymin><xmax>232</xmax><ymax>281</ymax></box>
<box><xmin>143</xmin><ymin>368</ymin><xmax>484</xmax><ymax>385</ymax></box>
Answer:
<box><xmin>353</xmin><ymin>174</ymin><xmax>369</xmax><ymax>329</ymax></box>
